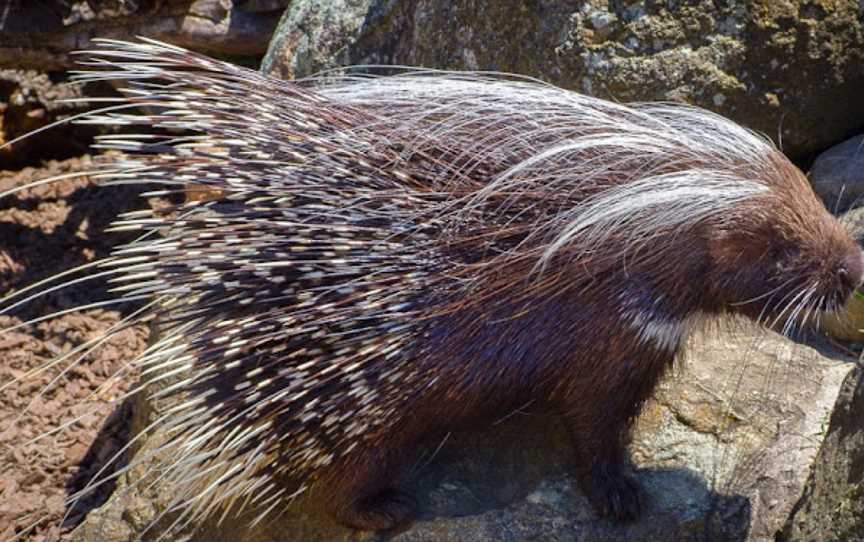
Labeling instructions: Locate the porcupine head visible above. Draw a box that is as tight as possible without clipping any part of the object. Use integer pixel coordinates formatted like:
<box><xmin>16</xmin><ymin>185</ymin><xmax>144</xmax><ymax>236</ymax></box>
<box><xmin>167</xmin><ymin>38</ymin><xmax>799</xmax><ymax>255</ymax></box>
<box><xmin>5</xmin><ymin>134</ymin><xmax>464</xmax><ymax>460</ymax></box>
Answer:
<box><xmin>3</xmin><ymin>38</ymin><xmax>862</xmax><ymax>536</ymax></box>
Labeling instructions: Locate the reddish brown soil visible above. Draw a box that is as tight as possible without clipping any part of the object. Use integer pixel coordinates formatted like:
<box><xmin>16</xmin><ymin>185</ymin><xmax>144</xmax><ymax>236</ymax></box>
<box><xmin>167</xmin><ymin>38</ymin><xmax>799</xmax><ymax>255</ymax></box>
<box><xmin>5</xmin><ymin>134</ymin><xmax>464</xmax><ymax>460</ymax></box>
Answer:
<box><xmin>0</xmin><ymin>157</ymin><xmax>150</xmax><ymax>541</ymax></box>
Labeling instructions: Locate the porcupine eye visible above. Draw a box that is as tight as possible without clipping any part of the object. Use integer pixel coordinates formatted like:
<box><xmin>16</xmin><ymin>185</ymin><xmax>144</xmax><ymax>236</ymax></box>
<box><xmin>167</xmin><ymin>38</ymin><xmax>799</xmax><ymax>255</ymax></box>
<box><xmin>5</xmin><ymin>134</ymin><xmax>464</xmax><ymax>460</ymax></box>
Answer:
<box><xmin>769</xmin><ymin>245</ymin><xmax>789</xmax><ymax>273</ymax></box>
<box><xmin>771</xmin><ymin>243</ymin><xmax>805</xmax><ymax>278</ymax></box>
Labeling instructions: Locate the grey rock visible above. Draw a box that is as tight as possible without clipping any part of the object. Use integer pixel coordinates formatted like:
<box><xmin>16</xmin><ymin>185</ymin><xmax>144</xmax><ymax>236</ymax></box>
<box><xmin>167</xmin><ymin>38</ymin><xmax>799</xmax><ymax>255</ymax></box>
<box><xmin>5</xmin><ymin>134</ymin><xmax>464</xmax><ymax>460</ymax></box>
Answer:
<box><xmin>261</xmin><ymin>0</ymin><xmax>377</xmax><ymax>83</ymax></box>
<box><xmin>261</xmin><ymin>0</ymin><xmax>864</xmax><ymax>161</ymax></box>
<box><xmin>71</xmin><ymin>325</ymin><xmax>861</xmax><ymax>541</ymax></box>
<box><xmin>810</xmin><ymin>135</ymin><xmax>864</xmax><ymax>213</ymax></box>
<box><xmin>780</xmin><ymin>365</ymin><xmax>864</xmax><ymax>542</ymax></box>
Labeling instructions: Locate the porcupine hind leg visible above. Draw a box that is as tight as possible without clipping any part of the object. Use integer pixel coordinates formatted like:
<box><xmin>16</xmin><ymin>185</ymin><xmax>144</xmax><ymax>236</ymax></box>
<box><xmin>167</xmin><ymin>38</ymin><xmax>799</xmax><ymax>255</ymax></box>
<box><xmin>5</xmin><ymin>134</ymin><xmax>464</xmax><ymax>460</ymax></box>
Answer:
<box><xmin>321</xmin><ymin>442</ymin><xmax>417</xmax><ymax>531</ymax></box>
<box><xmin>560</xmin><ymin>356</ymin><xmax>669</xmax><ymax>522</ymax></box>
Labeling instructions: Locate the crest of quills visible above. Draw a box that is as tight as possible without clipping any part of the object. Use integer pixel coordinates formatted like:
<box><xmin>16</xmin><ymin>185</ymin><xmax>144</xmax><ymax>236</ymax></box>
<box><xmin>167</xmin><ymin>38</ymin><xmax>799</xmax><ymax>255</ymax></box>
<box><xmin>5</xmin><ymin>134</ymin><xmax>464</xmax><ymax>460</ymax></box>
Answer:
<box><xmin>2</xmin><ymin>37</ymin><xmax>863</xmax><ymax>538</ymax></box>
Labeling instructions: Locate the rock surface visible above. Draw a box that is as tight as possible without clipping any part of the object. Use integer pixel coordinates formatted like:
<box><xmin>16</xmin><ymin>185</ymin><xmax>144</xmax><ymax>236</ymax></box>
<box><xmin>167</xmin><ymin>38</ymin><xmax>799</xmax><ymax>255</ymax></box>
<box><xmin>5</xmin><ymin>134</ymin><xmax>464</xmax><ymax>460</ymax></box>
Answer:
<box><xmin>262</xmin><ymin>0</ymin><xmax>864</xmax><ymax>161</ymax></box>
<box><xmin>781</xmin><ymin>365</ymin><xmax>864</xmax><ymax>542</ymax></box>
<box><xmin>810</xmin><ymin>135</ymin><xmax>864</xmax><ymax>213</ymax></box>
<box><xmin>68</xmin><ymin>324</ymin><xmax>861</xmax><ymax>541</ymax></box>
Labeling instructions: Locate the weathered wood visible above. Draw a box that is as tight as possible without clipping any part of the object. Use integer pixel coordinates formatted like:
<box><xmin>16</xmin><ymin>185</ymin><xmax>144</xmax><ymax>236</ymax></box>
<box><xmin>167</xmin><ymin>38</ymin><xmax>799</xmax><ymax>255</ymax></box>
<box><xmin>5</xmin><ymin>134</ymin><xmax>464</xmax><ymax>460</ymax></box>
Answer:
<box><xmin>0</xmin><ymin>0</ymin><xmax>290</xmax><ymax>70</ymax></box>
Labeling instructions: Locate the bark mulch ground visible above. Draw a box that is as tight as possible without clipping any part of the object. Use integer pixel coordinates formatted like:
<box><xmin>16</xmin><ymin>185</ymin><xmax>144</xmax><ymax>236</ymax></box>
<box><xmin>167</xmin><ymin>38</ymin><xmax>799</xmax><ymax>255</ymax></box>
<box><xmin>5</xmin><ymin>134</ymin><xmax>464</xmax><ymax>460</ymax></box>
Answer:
<box><xmin>0</xmin><ymin>157</ymin><xmax>150</xmax><ymax>541</ymax></box>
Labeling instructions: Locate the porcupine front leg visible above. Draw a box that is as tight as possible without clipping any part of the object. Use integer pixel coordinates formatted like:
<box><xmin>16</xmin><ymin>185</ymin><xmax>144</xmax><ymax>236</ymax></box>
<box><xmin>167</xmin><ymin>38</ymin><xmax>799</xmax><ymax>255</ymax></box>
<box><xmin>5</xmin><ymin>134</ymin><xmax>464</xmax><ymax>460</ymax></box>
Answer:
<box><xmin>321</xmin><ymin>441</ymin><xmax>417</xmax><ymax>531</ymax></box>
<box><xmin>560</xmin><ymin>356</ymin><xmax>668</xmax><ymax>522</ymax></box>
<box><xmin>566</xmin><ymin>413</ymin><xmax>642</xmax><ymax>522</ymax></box>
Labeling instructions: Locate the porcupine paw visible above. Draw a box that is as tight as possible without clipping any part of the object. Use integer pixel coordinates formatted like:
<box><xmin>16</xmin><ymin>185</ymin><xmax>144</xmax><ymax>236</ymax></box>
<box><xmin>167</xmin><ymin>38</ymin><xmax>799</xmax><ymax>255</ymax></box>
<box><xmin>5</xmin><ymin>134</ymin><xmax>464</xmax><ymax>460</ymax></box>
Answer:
<box><xmin>336</xmin><ymin>489</ymin><xmax>417</xmax><ymax>531</ymax></box>
<box><xmin>584</xmin><ymin>460</ymin><xmax>642</xmax><ymax>522</ymax></box>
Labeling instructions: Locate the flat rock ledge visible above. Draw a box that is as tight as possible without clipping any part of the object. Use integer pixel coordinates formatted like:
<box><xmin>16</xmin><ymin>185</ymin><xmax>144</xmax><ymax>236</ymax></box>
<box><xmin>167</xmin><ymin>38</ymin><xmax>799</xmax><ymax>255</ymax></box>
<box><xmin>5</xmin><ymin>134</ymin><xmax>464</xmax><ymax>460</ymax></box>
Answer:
<box><xmin>71</xmin><ymin>324</ymin><xmax>862</xmax><ymax>542</ymax></box>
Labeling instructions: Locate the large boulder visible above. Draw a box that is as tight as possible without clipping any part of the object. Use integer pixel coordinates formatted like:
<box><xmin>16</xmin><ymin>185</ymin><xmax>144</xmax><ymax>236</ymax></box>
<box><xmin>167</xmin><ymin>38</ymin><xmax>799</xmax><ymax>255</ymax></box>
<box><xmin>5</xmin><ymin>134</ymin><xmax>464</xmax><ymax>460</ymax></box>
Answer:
<box><xmin>781</xmin><ymin>365</ymin><xmax>864</xmax><ymax>541</ymax></box>
<box><xmin>810</xmin><ymin>135</ymin><xmax>864</xmax><ymax>213</ymax></box>
<box><xmin>262</xmin><ymin>0</ymin><xmax>864</xmax><ymax>160</ymax></box>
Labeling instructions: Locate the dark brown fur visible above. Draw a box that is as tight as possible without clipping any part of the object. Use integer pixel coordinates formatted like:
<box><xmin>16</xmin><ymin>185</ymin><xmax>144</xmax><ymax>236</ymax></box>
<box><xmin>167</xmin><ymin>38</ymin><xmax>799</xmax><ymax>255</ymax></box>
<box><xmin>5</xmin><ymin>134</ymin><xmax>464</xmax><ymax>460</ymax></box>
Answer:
<box><xmin>311</xmin><ymin>156</ymin><xmax>862</xmax><ymax>527</ymax></box>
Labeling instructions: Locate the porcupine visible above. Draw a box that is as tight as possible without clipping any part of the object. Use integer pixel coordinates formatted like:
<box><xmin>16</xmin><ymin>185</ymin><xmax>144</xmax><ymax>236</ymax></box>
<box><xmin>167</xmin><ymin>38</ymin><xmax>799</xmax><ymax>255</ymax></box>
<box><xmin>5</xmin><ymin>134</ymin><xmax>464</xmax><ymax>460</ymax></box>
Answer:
<box><xmin>3</xmin><ymin>37</ymin><xmax>863</xmax><ymax>535</ymax></box>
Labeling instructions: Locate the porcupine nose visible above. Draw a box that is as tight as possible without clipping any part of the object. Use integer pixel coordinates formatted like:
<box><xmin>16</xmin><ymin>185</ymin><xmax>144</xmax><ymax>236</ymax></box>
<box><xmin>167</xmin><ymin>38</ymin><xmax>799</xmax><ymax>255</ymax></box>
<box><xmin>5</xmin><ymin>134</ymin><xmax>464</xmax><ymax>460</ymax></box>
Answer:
<box><xmin>838</xmin><ymin>248</ymin><xmax>864</xmax><ymax>291</ymax></box>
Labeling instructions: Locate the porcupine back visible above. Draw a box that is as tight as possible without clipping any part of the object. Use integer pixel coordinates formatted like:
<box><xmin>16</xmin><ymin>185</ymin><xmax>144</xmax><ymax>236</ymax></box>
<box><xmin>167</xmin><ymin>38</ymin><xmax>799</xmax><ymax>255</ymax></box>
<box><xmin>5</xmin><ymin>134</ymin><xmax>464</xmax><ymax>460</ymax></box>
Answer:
<box><xmin>2</xmin><ymin>38</ymin><xmax>791</xmax><ymax>533</ymax></box>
